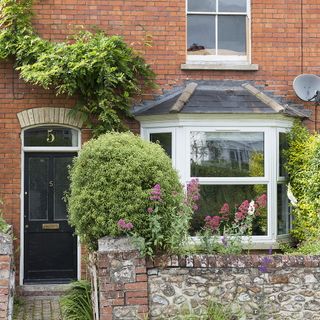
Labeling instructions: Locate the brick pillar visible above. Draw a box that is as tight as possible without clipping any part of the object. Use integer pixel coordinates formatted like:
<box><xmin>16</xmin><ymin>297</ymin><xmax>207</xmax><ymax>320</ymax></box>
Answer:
<box><xmin>0</xmin><ymin>231</ymin><xmax>14</xmax><ymax>320</ymax></box>
<box><xmin>98</xmin><ymin>237</ymin><xmax>148</xmax><ymax>320</ymax></box>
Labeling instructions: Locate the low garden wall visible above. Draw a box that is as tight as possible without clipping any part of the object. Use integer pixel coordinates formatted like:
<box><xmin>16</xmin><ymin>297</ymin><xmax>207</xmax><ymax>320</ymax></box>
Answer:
<box><xmin>98</xmin><ymin>237</ymin><xmax>320</xmax><ymax>320</ymax></box>
<box><xmin>0</xmin><ymin>231</ymin><xmax>14</xmax><ymax>320</ymax></box>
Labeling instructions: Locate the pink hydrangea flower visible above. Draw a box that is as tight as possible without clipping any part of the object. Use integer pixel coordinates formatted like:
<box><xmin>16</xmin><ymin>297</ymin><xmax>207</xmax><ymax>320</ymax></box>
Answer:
<box><xmin>219</xmin><ymin>203</ymin><xmax>230</xmax><ymax>221</ymax></box>
<box><xmin>235</xmin><ymin>211</ymin><xmax>246</xmax><ymax>221</ymax></box>
<box><xmin>117</xmin><ymin>219</ymin><xmax>133</xmax><ymax>231</ymax></box>
<box><xmin>256</xmin><ymin>193</ymin><xmax>267</xmax><ymax>208</ymax></box>
<box><xmin>204</xmin><ymin>215</ymin><xmax>221</xmax><ymax>232</ymax></box>
<box><xmin>186</xmin><ymin>179</ymin><xmax>200</xmax><ymax>212</ymax></box>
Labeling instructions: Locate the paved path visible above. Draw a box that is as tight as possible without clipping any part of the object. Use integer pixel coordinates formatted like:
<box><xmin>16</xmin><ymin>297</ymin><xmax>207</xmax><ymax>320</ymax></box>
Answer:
<box><xmin>13</xmin><ymin>296</ymin><xmax>63</xmax><ymax>320</ymax></box>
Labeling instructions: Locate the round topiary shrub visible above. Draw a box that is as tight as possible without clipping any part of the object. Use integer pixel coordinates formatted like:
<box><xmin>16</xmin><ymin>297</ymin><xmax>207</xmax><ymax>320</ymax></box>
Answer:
<box><xmin>67</xmin><ymin>132</ymin><xmax>197</xmax><ymax>254</ymax></box>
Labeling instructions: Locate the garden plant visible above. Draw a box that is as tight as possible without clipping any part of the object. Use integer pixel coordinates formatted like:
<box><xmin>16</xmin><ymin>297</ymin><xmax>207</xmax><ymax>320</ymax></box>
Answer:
<box><xmin>285</xmin><ymin>120</ymin><xmax>320</xmax><ymax>250</ymax></box>
<box><xmin>60</xmin><ymin>280</ymin><xmax>93</xmax><ymax>320</ymax></box>
<box><xmin>0</xmin><ymin>199</ymin><xmax>9</xmax><ymax>233</ymax></box>
<box><xmin>0</xmin><ymin>0</ymin><xmax>155</xmax><ymax>135</ymax></box>
<box><xmin>67</xmin><ymin>131</ymin><xmax>198</xmax><ymax>256</ymax></box>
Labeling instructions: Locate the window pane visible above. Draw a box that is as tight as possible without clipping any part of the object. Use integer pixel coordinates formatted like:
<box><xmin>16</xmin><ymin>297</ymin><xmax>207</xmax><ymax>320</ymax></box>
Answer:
<box><xmin>278</xmin><ymin>184</ymin><xmax>289</xmax><ymax>235</ymax></box>
<box><xmin>218</xmin><ymin>16</ymin><xmax>246</xmax><ymax>55</ymax></box>
<box><xmin>218</xmin><ymin>0</ymin><xmax>247</xmax><ymax>12</ymax></box>
<box><xmin>191</xmin><ymin>132</ymin><xmax>264</xmax><ymax>177</ymax></box>
<box><xmin>187</xmin><ymin>15</ymin><xmax>215</xmax><ymax>55</ymax></box>
<box><xmin>29</xmin><ymin>158</ymin><xmax>49</xmax><ymax>221</ymax></box>
<box><xmin>190</xmin><ymin>184</ymin><xmax>268</xmax><ymax>236</ymax></box>
<box><xmin>24</xmin><ymin>126</ymin><xmax>78</xmax><ymax>147</ymax></box>
<box><xmin>150</xmin><ymin>133</ymin><xmax>172</xmax><ymax>158</ymax></box>
<box><xmin>279</xmin><ymin>132</ymin><xmax>288</xmax><ymax>177</ymax></box>
<box><xmin>54</xmin><ymin>157</ymin><xmax>73</xmax><ymax>220</ymax></box>
<box><xmin>188</xmin><ymin>0</ymin><xmax>216</xmax><ymax>12</ymax></box>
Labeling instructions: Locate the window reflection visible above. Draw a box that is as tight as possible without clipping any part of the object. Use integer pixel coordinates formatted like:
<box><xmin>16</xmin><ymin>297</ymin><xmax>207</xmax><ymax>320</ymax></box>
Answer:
<box><xmin>279</xmin><ymin>132</ymin><xmax>288</xmax><ymax>177</ymax></box>
<box><xmin>190</xmin><ymin>184</ymin><xmax>268</xmax><ymax>236</ymax></box>
<box><xmin>190</xmin><ymin>132</ymin><xmax>264</xmax><ymax>177</ymax></box>
<box><xmin>150</xmin><ymin>132</ymin><xmax>172</xmax><ymax>158</ymax></box>
<box><xmin>277</xmin><ymin>184</ymin><xmax>289</xmax><ymax>235</ymax></box>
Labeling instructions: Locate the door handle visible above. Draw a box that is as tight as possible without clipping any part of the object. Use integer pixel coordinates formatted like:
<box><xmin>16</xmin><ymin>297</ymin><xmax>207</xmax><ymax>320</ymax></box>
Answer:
<box><xmin>49</xmin><ymin>181</ymin><xmax>54</xmax><ymax>187</ymax></box>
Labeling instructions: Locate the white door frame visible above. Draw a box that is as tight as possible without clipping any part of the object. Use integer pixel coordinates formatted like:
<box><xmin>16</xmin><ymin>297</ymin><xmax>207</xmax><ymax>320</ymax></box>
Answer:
<box><xmin>20</xmin><ymin>125</ymin><xmax>82</xmax><ymax>285</ymax></box>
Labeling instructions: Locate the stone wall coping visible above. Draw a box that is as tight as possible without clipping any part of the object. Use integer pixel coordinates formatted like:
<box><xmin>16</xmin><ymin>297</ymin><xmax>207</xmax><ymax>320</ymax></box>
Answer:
<box><xmin>0</xmin><ymin>230</ymin><xmax>13</xmax><ymax>255</ymax></box>
<box><xmin>98</xmin><ymin>236</ymin><xmax>141</xmax><ymax>253</ymax></box>
<box><xmin>146</xmin><ymin>254</ymin><xmax>320</xmax><ymax>269</ymax></box>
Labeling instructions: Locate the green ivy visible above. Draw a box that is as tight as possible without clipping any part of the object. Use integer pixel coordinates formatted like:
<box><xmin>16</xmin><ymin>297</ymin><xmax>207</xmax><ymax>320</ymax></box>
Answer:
<box><xmin>0</xmin><ymin>0</ymin><xmax>155</xmax><ymax>135</ymax></box>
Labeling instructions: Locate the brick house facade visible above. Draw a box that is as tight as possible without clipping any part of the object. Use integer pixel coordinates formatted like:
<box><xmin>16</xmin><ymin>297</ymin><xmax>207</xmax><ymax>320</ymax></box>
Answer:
<box><xmin>0</xmin><ymin>0</ymin><xmax>319</xmax><ymax>284</ymax></box>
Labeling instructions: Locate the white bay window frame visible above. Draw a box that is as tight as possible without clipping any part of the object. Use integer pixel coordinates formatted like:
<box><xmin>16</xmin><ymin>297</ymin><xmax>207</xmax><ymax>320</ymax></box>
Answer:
<box><xmin>277</xmin><ymin>128</ymin><xmax>291</xmax><ymax>238</ymax></box>
<box><xmin>140</xmin><ymin>114</ymin><xmax>292</xmax><ymax>249</ymax></box>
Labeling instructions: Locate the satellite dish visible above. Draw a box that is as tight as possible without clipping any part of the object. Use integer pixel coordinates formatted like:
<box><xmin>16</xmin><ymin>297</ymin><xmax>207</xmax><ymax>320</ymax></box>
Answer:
<box><xmin>293</xmin><ymin>74</ymin><xmax>320</xmax><ymax>102</ymax></box>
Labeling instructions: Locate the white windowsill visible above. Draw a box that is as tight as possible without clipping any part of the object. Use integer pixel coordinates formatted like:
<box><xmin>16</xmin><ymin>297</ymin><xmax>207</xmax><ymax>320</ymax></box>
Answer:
<box><xmin>181</xmin><ymin>63</ymin><xmax>259</xmax><ymax>71</ymax></box>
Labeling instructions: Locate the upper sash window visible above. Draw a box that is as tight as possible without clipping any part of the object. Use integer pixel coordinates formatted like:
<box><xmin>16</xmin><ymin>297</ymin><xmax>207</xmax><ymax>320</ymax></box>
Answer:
<box><xmin>187</xmin><ymin>0</ymin><xmax>250</xmax><ymax>63</ymax></box>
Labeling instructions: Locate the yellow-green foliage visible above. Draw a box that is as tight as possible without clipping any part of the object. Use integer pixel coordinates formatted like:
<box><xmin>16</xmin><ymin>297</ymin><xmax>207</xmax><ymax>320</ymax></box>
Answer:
<box><xmin>0</xmin><ymin>199</ymin><xmax>9</xmax><ymax>233</ymax></box>
<box><xmin>286</xmin><ymin>121</ymin><xmax>320</xmax><ymax>241</ymax></box>
<box><xmin>67</xmin><ymin>132</ymin><xmax>187</xmax><ymax>252</ymax></box>
<box><xmin>249</xmin><ymin>151</ymin><xmax>264</xmax><ymax>194</ymax></box>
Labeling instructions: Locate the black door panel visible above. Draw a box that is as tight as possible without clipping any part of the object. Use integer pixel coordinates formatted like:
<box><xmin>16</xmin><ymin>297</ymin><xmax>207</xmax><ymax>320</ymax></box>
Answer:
<box><xmin>24</xmin><ymin>153</ymin><xmax>77</xmax><ymax>283</ymax></box>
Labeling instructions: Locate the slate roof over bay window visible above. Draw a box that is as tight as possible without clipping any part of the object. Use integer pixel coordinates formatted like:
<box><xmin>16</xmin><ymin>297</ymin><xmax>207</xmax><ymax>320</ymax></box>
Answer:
<box><xmin>133</xmin><ymin>80</ymin><xmax>310</xmax><ymax>118</ymax></box>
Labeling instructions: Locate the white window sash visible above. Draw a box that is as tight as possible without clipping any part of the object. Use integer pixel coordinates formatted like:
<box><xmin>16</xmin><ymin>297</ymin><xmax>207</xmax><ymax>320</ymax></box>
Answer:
<box><xmin>186</xmin><ymin>0</ymin><xmax>251</xmax><ymax>62</ymax></box>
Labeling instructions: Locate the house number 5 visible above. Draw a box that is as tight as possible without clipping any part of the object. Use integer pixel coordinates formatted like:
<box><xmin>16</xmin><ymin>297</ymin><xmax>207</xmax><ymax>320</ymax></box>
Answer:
<box><xmin>47</xmin><ymin>129</ymin><xmax>55</xmax><ymax>143</ymax></box>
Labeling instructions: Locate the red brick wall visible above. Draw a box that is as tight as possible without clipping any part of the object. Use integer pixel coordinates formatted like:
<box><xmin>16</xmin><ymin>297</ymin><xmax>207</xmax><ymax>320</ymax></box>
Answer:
<box><xmin>0</xmin><ymin>0</ymin><xmax>319</xmax><ymax>280</ymax></box>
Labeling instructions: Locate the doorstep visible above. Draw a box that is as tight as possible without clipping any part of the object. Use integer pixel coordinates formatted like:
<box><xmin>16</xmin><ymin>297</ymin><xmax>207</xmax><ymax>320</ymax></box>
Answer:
<box><xmin>17</xmin><ymin>284</ymin><xmax>72</xmax><ymax>297</ymax></box>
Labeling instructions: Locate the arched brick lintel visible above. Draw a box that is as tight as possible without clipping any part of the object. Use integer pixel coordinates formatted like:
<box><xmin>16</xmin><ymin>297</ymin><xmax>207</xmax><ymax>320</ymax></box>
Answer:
<box><xmin>17</xmin><ymin>107</ymin><xmax>84</xmax><ymax>129</ymax></box>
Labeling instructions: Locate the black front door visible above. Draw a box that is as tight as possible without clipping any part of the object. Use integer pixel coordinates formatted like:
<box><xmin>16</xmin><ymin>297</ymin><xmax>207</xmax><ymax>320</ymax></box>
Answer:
<box><xmin>24</xmin><ymin>153</ymin><xmax>77</xmax><ymax>283</ymax></box>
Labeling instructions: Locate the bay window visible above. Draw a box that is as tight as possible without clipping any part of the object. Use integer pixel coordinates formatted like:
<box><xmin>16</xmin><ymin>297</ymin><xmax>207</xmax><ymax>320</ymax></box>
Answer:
<box><xmin>142</xmin><ymin>117</ymin><xmax>292</xmax><ymax>248</ymax></box>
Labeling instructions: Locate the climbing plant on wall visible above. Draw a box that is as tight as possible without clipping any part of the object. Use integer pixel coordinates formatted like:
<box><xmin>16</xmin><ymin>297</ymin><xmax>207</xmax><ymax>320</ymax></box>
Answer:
<box><xmin>0</xmin><ymin>0</ymin><xmax>155</xmax><ymax>135</ymax></box>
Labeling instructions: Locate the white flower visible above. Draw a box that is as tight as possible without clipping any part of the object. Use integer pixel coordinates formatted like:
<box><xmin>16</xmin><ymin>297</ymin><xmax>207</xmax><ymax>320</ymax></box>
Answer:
<box><xmin>247</xmin><ymin>200</ymin><xmax>255</xmax><ymax>216</ymax></box>
<box><xmin>287</xmin><ymin>183</ymin><xmax>297</xmax><ymax>207</ymax></box>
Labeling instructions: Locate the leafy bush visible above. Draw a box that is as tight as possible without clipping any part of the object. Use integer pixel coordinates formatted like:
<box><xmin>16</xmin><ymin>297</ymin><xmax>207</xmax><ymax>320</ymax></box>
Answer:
<box><xmin>0</xmin><ymin>199</ymin><xmax>9</xmax><ymax>233</ymax></box>
<box><xmin>285</xmin><ymin>120</ymin><xmax>320</xmax><ymax>241</ymax></box>
<box><xmin>60</xmin><ymin>280</ymin><xmax>93</xmax><ymax>320</ymax></box>
<box><xmin>68</xmin><ymin>132</ymin><xmax>196</xmax><ymax>254</ymax></box>
<box><xmin>280</xmin><ymin>238</ymin><xmax>320</xmax><ymax>255</ymax></box>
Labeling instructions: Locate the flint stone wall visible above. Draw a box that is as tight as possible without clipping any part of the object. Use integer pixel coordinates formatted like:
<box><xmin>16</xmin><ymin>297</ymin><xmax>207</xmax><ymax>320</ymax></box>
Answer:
<box><xmin>98</xmin><ymin>237</ymin><xmax>320</xmax><ymax>320</ymax></box>
<box><xmin>0</xmin><ymin>230</ymin><xmax>14</xmax><ymax>320</ymax></box>
<box><xmin>98</xmin><ymin>237</ymin><xmax>148</xmax><ymax>320</ymax></box>
<box><xmin>148</xmin><ymin>254</ymin><xmax>320</xmax><ymax>320</ymax></box>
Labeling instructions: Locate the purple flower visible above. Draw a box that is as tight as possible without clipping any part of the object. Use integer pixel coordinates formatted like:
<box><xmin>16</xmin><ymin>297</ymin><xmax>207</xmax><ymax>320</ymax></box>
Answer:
<box><xmin>258</xmin><ymin>264</ymin><xmax>268</xmax><ymax>273</ymax></box>
<box><xmin>117</xmin><ymin>219</ymin><xmax>134</xmax><ymax>231</ymax></box>
<box><xmin>222</xmin><ymin>236</ymin><xmax>228</xmax><ymax>247</ymax></box>
<box><xmin>258</xmin><ymin>256</ymin><xmax>272</xmax><ymax>273</ymax></box>
<box><xmin>150</xmin><ymin>184</ymin><xmax>162</xmax><ymax>201</ymax></box>
<box><xmin>147</xmin><ymin>207</ymin><xmax>154</xmax><ymax>214</ymax></box>
<box><xmin>192</xmin><ymin>204</ymin><xmax>199</xmax><ymax>211</ymax></box>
